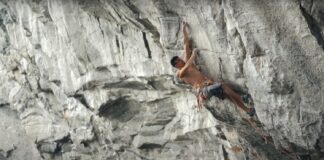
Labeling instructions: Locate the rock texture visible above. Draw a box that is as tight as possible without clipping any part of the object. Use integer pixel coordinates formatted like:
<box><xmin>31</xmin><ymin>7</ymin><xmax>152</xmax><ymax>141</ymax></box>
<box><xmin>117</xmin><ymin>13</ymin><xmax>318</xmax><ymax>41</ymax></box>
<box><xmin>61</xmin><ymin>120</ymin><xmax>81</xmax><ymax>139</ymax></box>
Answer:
<box><xmin>0</xmin><ymin>0</ymin><xmax>323</xmax><ymax>159</ymax></box>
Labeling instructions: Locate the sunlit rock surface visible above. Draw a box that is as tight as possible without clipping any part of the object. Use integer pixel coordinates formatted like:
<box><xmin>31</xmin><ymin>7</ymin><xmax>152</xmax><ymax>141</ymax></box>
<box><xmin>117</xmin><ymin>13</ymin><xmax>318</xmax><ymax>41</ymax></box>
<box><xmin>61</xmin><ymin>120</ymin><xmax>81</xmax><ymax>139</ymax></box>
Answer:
<box><xmin>0</xmin><ymin>0</ymin><xmax>323</xmax><ymax>159</ymax></box>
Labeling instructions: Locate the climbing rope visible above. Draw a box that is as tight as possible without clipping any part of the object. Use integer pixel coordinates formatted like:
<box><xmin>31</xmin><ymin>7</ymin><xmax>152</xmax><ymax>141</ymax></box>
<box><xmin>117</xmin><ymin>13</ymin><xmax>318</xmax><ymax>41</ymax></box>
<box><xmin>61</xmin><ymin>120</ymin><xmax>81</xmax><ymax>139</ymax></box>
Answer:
<box><xmin>219</xmin><ymin>57</ymin><xmax>223</xmax><ymax>80</ymax></box>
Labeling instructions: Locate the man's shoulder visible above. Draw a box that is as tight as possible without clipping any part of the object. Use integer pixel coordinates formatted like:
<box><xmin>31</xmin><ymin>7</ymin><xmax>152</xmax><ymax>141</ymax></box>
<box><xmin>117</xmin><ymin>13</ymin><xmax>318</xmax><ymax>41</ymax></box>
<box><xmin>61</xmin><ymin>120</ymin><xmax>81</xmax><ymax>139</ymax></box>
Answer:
<box><xmin>187</xmin><ymin>65</ymin><xmax>201</xmax><ymax>72</ymax></box>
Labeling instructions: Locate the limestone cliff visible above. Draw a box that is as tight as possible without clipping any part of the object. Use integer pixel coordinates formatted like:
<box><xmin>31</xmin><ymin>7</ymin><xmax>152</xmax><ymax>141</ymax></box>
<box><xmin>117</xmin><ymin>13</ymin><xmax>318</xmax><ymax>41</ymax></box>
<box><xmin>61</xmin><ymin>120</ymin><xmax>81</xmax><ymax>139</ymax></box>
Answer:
<box><xmin>0</xmin><ymin>0</ymin><xmax>323</xmax><ymax>159</ymax></box>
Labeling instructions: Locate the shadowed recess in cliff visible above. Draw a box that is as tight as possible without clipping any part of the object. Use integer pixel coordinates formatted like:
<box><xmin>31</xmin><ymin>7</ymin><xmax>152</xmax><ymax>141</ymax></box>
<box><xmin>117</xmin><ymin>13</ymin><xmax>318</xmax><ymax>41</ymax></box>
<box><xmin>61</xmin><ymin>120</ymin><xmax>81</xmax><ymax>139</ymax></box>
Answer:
<box><xmin>98</xmin><ymin>98</ymin><xmax>142</xmax><ymax>122</ymax></box>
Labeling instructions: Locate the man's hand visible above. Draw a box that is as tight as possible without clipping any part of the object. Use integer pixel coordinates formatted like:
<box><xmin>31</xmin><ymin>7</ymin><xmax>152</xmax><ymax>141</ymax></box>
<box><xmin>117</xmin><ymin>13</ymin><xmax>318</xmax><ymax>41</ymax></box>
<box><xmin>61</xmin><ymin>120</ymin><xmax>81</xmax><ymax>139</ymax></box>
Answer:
<box><xmin>196</xmin><ymin>93</ymin><xmax>205</xmax><ymax>111</ymax></box>
<box><xmin>206</xmin><ymin>79</ymin><xmax>214</xmax><ymax>85</ymax></box>
<box><xmin>182</xmin><ymin>21</ymin><xmax>188</xmax><ymax>31</ymax></box>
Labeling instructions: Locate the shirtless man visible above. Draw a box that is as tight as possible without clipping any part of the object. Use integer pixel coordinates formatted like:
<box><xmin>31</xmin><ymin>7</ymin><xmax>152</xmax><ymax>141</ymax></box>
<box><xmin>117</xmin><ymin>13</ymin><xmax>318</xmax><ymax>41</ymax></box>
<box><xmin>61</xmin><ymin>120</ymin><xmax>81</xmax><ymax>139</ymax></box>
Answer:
<box><xmin>170</xmin><ymin>22</ymin><xmax>255</xmax><ymax>116</ymax></box>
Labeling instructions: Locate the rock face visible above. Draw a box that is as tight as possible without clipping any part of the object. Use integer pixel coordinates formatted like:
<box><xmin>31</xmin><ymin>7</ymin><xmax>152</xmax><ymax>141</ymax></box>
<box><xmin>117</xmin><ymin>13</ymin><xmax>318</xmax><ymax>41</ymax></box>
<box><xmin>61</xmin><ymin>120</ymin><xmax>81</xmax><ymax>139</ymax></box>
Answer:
<box><xmin>0</xmin><ymin>0</ymin><xmax>323</xmax><ymax>159</ymax></box>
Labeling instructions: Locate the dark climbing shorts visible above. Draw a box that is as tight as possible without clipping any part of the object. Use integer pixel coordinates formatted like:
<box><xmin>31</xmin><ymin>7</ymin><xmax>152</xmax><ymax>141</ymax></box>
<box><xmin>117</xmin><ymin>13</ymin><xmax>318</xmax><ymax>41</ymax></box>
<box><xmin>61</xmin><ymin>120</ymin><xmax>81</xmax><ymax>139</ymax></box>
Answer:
<box><xmin>202</xmin><ymin>82</ymin><xmax>226</xmax><ymax>100</ymax></box>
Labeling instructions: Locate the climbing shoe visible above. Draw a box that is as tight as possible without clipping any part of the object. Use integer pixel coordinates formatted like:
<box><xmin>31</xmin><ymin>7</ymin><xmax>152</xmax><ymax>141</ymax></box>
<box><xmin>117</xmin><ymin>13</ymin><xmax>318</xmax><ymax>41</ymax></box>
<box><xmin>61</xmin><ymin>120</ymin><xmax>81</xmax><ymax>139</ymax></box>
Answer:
<box><xmin>247</xmin><ymin>108</ymin><xmax>256</xmax><ymax>117</ymax></box>
<box><xmin>242</xmin><ymin>94</ymin><xmax>251</xmax><ymax>104</ymax></box>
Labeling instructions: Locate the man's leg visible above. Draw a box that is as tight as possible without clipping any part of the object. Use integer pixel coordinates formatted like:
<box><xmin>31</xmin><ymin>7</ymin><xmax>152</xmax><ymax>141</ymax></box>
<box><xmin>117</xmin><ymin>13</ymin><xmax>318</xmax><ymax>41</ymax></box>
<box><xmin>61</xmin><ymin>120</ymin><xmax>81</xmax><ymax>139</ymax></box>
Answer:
<box><xmin>222</xmin><ymin>83</ymin><xmax>252</xmax><ymax>113</ymax></box>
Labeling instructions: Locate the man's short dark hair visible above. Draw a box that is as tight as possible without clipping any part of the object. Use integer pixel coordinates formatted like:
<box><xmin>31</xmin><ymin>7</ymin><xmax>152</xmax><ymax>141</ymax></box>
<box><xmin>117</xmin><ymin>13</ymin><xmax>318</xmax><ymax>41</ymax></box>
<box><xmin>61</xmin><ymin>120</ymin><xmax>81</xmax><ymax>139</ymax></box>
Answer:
<box><xmin>170</xmin><ymin>56</ymin><xmax>179</xmax><ymax>67</ymax></box>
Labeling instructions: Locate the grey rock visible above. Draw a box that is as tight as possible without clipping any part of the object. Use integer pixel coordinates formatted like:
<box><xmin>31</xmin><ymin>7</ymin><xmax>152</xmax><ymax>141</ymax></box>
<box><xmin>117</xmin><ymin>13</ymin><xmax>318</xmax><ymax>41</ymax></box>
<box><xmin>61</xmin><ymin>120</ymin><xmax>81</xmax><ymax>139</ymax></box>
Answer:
<box><xmin>38</xmin><ymin>142</ymin><xmax>57</xmax><ymax>153</ymax></box>
<box><xmin>132</xmin><ymin>133</ymin><xmax>167</xmax><ymax>149</ymax></box>
<box><xmin>139</xmin><ymin>125</ymin><xmax>164</xmax><ymax>136</ymax></box>
<box><xmin>61</xmin><ymin>143</ymin><xmax>73</xmax><ymax>153</ymax></box>
<box><xmin>0</xmin><ymin>107</ymin><xmax>41</xmax><ymax>160</ymax></box>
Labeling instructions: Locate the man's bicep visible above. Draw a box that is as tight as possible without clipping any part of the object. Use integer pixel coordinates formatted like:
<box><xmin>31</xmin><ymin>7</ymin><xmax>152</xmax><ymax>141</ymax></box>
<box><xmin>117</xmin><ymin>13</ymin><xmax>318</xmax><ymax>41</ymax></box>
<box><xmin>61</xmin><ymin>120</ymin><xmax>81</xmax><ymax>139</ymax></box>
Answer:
<box><xmin>178</xmin><ymin>68</ymin><xmax>188</xmax><ymax>78</ymax></box>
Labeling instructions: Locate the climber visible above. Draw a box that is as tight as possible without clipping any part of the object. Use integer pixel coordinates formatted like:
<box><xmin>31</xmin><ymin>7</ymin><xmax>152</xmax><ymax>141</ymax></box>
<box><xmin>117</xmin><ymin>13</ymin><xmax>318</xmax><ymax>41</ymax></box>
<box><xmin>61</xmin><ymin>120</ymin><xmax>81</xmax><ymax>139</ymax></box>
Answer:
<box><xmin>170</xmin><ymin>21</ymin><xmax>255</xmax><ymax>116</ymax></box>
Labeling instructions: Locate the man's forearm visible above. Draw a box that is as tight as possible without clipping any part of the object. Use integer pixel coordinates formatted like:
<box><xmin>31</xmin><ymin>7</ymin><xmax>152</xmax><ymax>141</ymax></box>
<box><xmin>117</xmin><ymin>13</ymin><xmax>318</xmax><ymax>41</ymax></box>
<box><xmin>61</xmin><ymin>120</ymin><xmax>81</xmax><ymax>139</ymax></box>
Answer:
<box><xmin>196</xmin><ymin>93</ymin><xmax>205</xmax><ymax>110</ymax></box>
<box><xmin>182</xmin><ymin>52</ymin><xmax>196</xmax><ymax>70</ymax></box>
<box><xmin>182</xmin><ymin>22</ymin><xmax>191</xmax><ymax>61</ymax></box>
<box><xmin>182</xmin><ymin>22</ymin><xmax>189</xmax><ymax>43</ymax></box>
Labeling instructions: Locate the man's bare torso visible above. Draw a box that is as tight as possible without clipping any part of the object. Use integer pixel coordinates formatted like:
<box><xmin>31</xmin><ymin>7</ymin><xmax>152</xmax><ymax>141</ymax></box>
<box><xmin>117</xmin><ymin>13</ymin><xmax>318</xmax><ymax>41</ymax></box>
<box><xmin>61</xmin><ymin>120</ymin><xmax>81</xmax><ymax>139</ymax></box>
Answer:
<box><xmin>177</xmin><ymin>64</ymin><xmax>211</xmax><ymax>89</ymax></box>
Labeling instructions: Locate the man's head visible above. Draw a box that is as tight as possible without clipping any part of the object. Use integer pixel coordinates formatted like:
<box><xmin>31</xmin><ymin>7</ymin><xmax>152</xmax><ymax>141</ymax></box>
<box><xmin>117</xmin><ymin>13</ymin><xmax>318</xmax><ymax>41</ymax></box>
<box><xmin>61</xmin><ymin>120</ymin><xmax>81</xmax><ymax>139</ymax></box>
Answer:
<box><xmin>170</xmin><ymin>56</ymin><xmax>185</xmax><ymax>69</ymax></box>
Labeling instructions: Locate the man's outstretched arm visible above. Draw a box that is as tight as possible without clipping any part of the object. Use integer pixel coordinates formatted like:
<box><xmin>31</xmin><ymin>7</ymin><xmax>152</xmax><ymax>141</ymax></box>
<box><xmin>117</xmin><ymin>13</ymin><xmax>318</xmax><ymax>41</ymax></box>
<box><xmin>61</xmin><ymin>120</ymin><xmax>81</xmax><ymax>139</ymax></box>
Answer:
<box><xmin>178</xmin><ymin>49</ymin><xmax>198</xmax><ymax>78</ymax></box>
<box><xmin>182</xmin><ymin>21</ymin><xmax>191</xmax><ymax>62</ymax></box>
